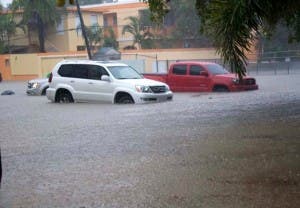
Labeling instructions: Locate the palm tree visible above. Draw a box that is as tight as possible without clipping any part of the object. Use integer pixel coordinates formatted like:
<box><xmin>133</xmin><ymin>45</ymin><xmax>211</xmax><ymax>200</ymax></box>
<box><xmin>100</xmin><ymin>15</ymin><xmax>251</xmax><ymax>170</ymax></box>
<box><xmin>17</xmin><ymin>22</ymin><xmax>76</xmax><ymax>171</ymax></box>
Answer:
<box><xmin>103</xmin><ymin>27</ymin><xmax>118</xmax><ymax>49</ymax></box>
<box><xmin>122</xmin><ymin>16</ymin><xmax>153</xmax><ymax>49</ymax></box>
<box><xmin>0</xmin><ymin>4</ymin><xmax>18</xmax><ymax>53</ymax></box>
<box><xmin>85</xmin><ymin>24</ymin><xmax>103</xmax><ymax>51</ymax></box>
<box><xmin>0</xmin><ymin>14</ymin><xmax>17</xmax><ymax>53</ymax></box>
<box><xmin>10</xmin><ymin>0</ymin><xmax>60</xmax><ymax>52</ymax></box>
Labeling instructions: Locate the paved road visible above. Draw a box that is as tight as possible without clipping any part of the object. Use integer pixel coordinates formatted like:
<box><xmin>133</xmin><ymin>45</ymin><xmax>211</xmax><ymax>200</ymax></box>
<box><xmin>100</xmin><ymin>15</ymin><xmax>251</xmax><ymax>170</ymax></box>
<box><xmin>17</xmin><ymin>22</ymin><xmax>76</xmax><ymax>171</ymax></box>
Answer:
<box><xmin>0</xmin><ymin>75</ymin><xmax>299</xmax><ymax>208</ymax></box>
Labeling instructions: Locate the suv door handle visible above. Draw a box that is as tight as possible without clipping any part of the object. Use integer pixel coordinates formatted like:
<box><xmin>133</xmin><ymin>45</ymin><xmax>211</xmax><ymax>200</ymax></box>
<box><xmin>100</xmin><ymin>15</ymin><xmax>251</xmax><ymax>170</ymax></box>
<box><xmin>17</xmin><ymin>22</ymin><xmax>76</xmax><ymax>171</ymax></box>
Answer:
<box><xmin>88</xmin><ymin>82</ymin><xmax>94</xmax><ymax>84</ymax></box>
<box><xmin>70</xmin><ymin>80</ymin><xmax>75</xmax><ymax>83</ymax></box>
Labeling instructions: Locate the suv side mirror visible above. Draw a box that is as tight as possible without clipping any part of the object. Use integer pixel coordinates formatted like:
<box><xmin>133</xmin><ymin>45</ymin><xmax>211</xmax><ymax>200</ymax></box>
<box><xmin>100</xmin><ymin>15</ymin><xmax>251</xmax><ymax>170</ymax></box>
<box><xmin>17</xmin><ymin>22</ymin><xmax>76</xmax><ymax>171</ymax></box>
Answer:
<box><xmin>200</xmin><ymin>71</ymin><xmax>209</xmax><ymax>77</ymax></box>
<box><xmin>101</xmin><ymin>75</ymin><xmax>110</xmax><ymax>82</ymax></box>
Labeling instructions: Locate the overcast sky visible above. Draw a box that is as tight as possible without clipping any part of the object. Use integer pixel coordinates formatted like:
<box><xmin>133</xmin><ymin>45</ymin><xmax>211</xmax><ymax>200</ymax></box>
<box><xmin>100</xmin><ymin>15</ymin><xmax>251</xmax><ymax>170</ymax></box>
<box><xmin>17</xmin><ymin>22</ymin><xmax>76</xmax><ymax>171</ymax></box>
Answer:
<box><xmin>0</xmin><ymin>0</ymin><xmax>12</xmax><ymax>7</ymax></box>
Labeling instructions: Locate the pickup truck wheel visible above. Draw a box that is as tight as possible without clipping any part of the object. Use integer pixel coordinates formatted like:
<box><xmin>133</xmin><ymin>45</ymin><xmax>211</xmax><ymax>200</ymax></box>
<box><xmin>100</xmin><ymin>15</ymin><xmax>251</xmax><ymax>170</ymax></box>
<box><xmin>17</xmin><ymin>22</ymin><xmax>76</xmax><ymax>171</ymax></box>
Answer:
<box><xmin>213</xmin><ymin>86</ymin><xmax>229</xmax><ymax>92</ymax></box>
<box><xmin>118</xmin><ymin>95</ymin><xmax>134</xmax><ymax>104</ymax></box>
<box><xmin>56</xmin><ymin>90</ymin><xmax>74</xmax><ymax>103</ymax></box>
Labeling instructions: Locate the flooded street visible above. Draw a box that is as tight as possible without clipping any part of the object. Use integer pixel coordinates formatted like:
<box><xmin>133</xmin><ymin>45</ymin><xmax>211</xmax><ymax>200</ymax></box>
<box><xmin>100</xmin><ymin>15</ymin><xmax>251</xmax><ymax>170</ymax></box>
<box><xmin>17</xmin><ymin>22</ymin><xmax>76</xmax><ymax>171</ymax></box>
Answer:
<box><xmin>0</xmin><ymin>75</ymin><xmax>299</xmax><ymax>208</ymax></box>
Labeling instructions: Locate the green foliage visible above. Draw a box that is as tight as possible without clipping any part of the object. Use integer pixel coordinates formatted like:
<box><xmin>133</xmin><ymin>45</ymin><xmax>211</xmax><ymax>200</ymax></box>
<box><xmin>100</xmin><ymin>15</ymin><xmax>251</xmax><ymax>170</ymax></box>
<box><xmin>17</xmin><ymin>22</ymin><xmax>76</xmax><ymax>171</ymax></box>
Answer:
<box><xmin>143</xmin><ymin>0</ymin><xmax>169</xmax><ymax>23</ymax></box>
<box><xmin>103</xmin><ymin>27</ymin><xmax>118</xmax><ymax>49</ymax></box>
<box><xmin>85</xmin><ymin>24</ymin><xmax>103</xmax><ymax>49</ymax></box>
<box><xmin>0</xmin><ymin>6</ymin><xmax>17</xmax><ymax>53</ymax></box>
<box><xmin>145</xmin><ymin>0</ymin><xmax>300</xmax><ymax>78</ymax></box>
<box><xmin>168</xmin><ymin>0</ymin><xmax>200</xmax><ymax>39</ymax></box>
<box><xmin>10</xmin><ymin>0</ymin><xmax>61</xmax><ymax>52</ymax></box>
<box><xmin>122</xmin><ymin>16</ymin><xmax>154</xmax><ymax>49</ymax></box>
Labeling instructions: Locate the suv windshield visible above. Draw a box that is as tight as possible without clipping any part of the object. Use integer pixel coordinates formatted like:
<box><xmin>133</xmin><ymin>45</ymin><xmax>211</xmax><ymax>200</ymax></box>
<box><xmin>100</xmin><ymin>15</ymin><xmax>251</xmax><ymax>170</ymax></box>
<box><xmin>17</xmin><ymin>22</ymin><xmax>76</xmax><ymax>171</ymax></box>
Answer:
<box><xmin>205</xmin><ymin>64</ymin><xmax>229</xmax><ymax>75</ymax></box>
<box><xmin>107</xmin><ymin>66</ymin><xmax>143</xmax><ymax>79</ymax></box>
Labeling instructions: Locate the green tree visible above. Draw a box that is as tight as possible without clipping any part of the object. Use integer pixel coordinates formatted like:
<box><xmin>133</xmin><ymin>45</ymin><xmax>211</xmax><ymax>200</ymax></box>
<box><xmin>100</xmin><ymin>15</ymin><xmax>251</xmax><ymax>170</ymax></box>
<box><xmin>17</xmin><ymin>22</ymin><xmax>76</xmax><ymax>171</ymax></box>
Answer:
<box><xmin>169</xmin><ymin>0</ymin><xmax>200</xmax><ymax>46</ymax></box>
<box><xmin>85</xmin><ymin>24</ymin><xmax>103</xmax><ymax>51</ymax></box>
<box><xmin>0</xmin><ymin>14</ymin><xmax>17</xmax><ymax>53</ymax></box>
<box><xmin>122</xmin><ymin>16</ymin><xmax>154</xmax><ymax>49</ymax></box>
<box><xmin>0</xmin><ymin>4</ymin><xmax>19</xmax><ymax>53</ymax></box>
<box><xmin>103</xmin><ymin>27</ymin><xmax>118</xmax><ymax>49</ymax></box>
<box><xmin>10</xmin><ymin>0</ymin><xmax>60</xmax><ymax>52</ymax></box>
<box><xmin>144</xmin><ymin>0</ymin><xmax>300</xmax><ymax>78</ymax></box>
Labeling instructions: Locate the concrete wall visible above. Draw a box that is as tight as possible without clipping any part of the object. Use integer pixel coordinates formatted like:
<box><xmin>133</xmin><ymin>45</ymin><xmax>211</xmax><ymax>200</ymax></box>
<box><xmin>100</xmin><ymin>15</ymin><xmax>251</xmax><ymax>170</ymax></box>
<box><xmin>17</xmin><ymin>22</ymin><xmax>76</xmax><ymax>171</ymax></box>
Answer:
<box><xmin>121</xmin><ymin>48</ymin><xmax>220</xmax><ymax>73</ymax></box>
<box><xmin>0</xmin><ymin>52</ymin><xmax>87</xmax><ymax>81</ymax></box>
<box><xmin>1</xmin><ymin>48</ymin><xmax>219</xmax><ymax>80</ymax></box>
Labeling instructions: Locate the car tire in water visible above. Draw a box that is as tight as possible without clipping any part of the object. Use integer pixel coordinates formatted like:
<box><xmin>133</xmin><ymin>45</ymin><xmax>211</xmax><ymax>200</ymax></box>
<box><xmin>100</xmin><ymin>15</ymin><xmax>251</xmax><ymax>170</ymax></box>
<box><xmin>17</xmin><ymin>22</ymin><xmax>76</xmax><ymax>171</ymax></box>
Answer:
<box><xmin>56</xmin><ymin>90</ymin><xmax>74</xmax><ymax>103</ymax></box>
<box><xmin>118</xmin><ymin>95</ymin><xmax>134</xmax><ymax>104</ymax></box>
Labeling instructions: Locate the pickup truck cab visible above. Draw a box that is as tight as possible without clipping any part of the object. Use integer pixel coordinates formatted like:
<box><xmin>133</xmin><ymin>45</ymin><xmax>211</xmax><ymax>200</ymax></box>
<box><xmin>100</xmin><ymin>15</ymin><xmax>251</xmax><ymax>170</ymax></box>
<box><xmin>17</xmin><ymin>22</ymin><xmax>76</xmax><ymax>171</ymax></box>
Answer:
<box><xmin>46</xmin><ymin>60</ymin><xmax>173</xmax><ymax>104</ymax></box>
<box><xmin>144</xmin><ymin>61</ymin><xmax>258</xmax><ymax>92</ymax></box>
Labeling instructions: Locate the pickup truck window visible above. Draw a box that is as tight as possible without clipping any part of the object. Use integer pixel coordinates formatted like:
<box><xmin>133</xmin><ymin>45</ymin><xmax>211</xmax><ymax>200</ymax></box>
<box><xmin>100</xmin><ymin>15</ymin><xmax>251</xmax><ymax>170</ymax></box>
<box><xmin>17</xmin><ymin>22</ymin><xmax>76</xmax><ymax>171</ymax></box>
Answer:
<box><xmin>206</xmin><ymin>64</ymin><xmax>229</xmax><ymax>75</ymax></box>
<box><xmin>107</xmin><ymin>66</ymin><xmax>143</xmax><ymax>79</ymax></box>
<box><xmin>190</xmin><ymin>65</ymin><xmax>205</xmax><ymax>75</ymax></box>
<box><xmin>173</xmin><ymin>65</ymin><xmax>187</xmax><ymax>75</ymax></box>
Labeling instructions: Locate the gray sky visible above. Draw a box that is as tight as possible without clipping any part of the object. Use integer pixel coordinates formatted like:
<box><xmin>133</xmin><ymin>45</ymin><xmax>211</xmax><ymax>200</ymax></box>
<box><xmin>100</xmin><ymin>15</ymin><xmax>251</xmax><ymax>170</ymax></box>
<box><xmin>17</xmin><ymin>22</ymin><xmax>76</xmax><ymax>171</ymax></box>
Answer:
<box><xmin>0</xmin><ymin>0</ymin><xmax>12</xmax><ymax>7</ymax></box>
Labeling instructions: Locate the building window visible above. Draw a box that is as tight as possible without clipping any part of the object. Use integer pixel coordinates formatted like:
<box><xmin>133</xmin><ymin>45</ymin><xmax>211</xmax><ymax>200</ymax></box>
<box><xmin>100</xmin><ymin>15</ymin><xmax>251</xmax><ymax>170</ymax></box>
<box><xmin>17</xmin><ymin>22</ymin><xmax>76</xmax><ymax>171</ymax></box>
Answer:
<box><xmin>103</xmin><ymin>16</ymin><xmax>108</xmax><ymax>27</ymax></box>
<box><xmin>113</xmin><ymin>14</ymin><xmax>117</xmax><ymax>26</ymax></box>
<box><xmin>90</xmin><ymin>14</ymin><xmax>99</xmax><ymax>32</ymax></box>
<box><xmin>77</xmin><ymin>45</ymin><xmax>86</xmax><ymax>51</ymax></box>
<box><xmin>90</xmin><ymin>14</ymin><xmax>98</xmax><ymax>26</ymax></box>
<box><xmin>56</xmin><ymin>19</ymin><xmax>64</xmax><ymax>35</ymax></box>
<box><xmin>5</xmin><ymin>59</ymin><xmax>10</xmax><ymax>67</ymax></box>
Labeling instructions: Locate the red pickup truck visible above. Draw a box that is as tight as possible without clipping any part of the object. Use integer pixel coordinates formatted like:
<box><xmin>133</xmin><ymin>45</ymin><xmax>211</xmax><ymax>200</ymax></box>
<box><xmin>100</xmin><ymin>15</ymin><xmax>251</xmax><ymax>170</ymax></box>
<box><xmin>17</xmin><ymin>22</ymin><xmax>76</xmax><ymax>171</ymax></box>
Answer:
<box><xmin>143</xmin><ymin>61</ymin><xmax>258</xmax><ymax>92</ymax></box>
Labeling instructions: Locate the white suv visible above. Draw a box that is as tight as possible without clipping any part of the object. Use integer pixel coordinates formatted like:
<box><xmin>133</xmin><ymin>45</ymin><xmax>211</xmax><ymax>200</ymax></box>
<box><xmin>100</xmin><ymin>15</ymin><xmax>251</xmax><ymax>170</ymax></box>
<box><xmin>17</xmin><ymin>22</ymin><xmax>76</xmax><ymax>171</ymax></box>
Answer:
<box><xmin>46</xmin><ymin>60</ymin><xmax>173</xmax><ymax>104</ymax></box>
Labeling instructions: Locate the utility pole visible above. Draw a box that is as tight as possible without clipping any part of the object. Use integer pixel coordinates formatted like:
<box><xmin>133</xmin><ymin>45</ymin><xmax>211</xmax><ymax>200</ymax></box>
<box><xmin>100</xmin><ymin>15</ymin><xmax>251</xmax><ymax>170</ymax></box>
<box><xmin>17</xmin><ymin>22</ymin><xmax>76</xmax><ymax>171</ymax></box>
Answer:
<box><xmin>56</xmin><ymin>0</ymin><xmax>92</xmax><ymax>59</ymax></box>
<box><xmin>75</xmin><ymin>0</ymin><xmax>92</xmax><ymax>59</ymax></box>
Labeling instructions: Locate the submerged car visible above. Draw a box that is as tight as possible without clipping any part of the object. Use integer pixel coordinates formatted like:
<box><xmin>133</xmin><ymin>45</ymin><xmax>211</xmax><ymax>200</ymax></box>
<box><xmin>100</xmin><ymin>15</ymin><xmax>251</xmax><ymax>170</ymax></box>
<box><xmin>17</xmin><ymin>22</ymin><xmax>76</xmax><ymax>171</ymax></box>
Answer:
<box><xmin>46</xmin><ymin>60</ymin><xmax>173</xmax><ymax>104</ymax></box>
<box><xmin>26</xmin><ymin>78</ymin><xmax>49</xmax><ymax>95</ymax></box>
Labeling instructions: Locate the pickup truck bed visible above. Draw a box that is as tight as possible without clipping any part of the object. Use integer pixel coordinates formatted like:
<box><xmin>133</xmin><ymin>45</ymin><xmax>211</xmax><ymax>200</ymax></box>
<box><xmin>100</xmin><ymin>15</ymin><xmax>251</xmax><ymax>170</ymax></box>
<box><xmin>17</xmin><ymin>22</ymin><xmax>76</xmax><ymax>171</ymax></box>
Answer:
<box><xmin>143</xmin><ymin>73</ymin><xmax>167</xmax><ymax>83</ymax></box>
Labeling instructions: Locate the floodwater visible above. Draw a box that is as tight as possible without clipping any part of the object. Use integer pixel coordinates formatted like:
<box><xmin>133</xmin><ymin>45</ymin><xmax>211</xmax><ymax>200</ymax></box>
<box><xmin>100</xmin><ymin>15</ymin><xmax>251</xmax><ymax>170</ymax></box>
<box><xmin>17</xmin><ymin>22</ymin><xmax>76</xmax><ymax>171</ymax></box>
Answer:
<box><xmin>0</xmin><ymin>75</ymin><xmax>299</xmax><ymax>208</ymax></box>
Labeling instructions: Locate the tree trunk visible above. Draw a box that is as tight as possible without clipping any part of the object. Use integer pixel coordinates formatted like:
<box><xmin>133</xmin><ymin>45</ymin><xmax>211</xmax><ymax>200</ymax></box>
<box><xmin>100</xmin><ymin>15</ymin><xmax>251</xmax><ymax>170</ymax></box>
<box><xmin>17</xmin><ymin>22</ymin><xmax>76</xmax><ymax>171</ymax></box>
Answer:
<box><xmin>36</xmin><ymin>12</ymin><xmax>45</xmax><ymax>53</ymax></box>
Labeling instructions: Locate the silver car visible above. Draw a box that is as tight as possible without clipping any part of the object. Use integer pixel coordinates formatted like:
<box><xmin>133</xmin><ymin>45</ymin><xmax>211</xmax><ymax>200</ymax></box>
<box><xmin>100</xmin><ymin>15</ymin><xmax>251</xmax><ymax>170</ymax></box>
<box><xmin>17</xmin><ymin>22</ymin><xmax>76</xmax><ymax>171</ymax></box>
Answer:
<box><xmin>26</xmin><ymin>78</ymin><xmax>49</xmax><ymax>95</ymax></box>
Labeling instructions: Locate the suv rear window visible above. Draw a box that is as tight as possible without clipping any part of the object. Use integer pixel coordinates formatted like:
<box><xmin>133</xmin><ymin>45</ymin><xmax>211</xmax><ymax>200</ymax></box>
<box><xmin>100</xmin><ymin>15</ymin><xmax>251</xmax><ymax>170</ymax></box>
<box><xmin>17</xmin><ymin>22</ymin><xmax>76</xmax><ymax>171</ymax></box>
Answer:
<box><xmin>58</xmin><ymin>64</ymin><xmax>108</xmax><ymax>80</ymax></box>
<box><xmin>58</xmin><ymin>65</ymin><xmax>73</xmax><ymax>77</ymax></box>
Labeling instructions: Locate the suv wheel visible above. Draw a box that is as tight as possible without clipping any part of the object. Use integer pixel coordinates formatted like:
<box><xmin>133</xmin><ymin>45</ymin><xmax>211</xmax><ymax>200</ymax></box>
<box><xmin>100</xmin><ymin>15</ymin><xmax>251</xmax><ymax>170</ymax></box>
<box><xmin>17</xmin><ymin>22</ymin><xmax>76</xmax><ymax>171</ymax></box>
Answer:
<box><xmin>56</xmin><ymin>90</ymin><xmax>74</xmax><ymax>103</ymax></box>
<box><xmin>118</xmin><ymin>95</ymin><xmax>134</xmax><ymax>104</ymax></box>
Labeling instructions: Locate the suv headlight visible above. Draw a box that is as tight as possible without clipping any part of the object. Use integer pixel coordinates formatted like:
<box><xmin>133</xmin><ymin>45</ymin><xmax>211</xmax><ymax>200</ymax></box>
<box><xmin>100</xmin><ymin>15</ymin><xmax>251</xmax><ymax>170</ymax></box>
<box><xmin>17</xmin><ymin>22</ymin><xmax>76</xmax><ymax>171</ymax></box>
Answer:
<box><xmin>135</xmin><ymin>85</ymin><xmax>153</xmax><ymax>93</ymax></box>
<box><xmin>232</xmin><ymin>78</ymin><xmax>239</xmax><ymax>84</ymax></box>
<box><xmin>32</xmin><ymin>82</ymin><xmax>40</xmax><ymax>89</ymax></box>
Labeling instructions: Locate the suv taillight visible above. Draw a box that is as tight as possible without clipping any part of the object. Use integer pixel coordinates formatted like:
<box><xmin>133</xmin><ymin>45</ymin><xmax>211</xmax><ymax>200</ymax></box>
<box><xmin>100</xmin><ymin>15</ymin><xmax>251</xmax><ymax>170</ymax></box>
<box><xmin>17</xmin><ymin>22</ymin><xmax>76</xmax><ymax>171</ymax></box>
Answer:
<box><xmin>48</xmin><ymin>72</ymin><xmax>53</xmax><ymax>83</ymax></box>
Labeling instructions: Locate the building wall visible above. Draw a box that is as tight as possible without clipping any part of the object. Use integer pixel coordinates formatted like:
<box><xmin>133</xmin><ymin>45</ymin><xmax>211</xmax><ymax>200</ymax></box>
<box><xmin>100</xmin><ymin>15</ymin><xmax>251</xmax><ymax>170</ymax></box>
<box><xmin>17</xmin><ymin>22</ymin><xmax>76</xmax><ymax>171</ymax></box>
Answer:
<box><xmin>46</xmin><ymin>15</ymin><xmax>70</xmax><ymax>52</ymax></box>
<box><xmin>121</xmin><ymin>48</ymin><xmax>220</xmax><ymax>73</ymax></box>
<box><xmin>1</xmin><ymin>49</ymin><xmax>220</xmax><ymax>80</ymax></box>
<box><xmin>65</xmin><ymin>11</ymin><xmax>104</xmax><ymax>51</ymax></box>
<box><xmin>0</xmin><ymin>55</ymin><xmax>11</xmax><ymax>80</ymax></box>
